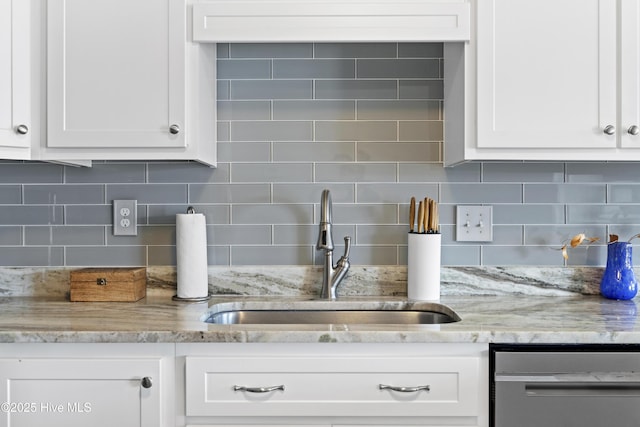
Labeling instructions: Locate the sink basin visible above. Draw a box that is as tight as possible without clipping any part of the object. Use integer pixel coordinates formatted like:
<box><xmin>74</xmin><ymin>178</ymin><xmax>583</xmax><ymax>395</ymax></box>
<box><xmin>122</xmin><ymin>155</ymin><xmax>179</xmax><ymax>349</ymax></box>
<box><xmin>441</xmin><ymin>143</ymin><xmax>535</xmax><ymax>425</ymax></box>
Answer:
<box><xmin>204</xmin><ymin>302</ymin><xmax>460</xmax><ymax>325</ymax></box>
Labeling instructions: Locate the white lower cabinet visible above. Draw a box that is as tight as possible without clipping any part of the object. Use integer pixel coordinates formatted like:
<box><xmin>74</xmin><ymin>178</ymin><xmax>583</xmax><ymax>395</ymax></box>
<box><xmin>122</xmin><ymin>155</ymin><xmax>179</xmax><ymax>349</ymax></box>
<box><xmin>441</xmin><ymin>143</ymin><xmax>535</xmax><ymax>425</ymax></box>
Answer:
<box><xmin>0</xmin><ymin>343</ymin><xmax>174</xmax><ymax>427</ymax></box>
<box><xmin>0</xmin><ymin>342</ymin><xmax>487</xmax><ymax>427</ymax></box>
<box><xmin>177</xmin><ymin>343</ymin><xmax>488</xmax><ymax>427</ymax></box>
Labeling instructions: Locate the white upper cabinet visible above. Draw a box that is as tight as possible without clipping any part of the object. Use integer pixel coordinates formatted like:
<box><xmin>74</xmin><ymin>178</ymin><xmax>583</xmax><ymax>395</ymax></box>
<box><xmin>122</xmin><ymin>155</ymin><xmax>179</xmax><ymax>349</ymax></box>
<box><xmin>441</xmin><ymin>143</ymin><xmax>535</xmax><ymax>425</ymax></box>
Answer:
<box><xmin>477</xmin><ymin>0</ymin><xmax>616</xmax><ymax>149</ymax></box>
<box><xmin>444</xmin><ymin>0</ymin><xmax>640</xmax><ymax>164</ymax></box>
<box><xmin>44</xmin><ymin>0</ymin><xmax>216</xmax><ymax>165</ymax></box>
<box><xmin>620</xmin><ymin>0</ymin><xmax>640</xmax><ymax>148</ymax></box>
<box><xmin>0</xmin><ymin>0</ymin><xmax>31</xmax><ymax>159</ymax></box>
<box><xmin>47</xmin><ymin>0</ymin><xmax>186</xmax><ymax>150</ymax></box>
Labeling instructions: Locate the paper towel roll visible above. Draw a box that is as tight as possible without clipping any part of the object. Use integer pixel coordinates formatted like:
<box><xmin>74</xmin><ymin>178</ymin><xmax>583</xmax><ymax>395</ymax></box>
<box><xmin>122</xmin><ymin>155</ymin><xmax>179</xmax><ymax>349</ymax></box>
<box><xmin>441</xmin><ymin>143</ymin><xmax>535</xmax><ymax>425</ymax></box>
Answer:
<box><xmin>407</xmin><ymin>233</ymin><xmax>441</xmax><ymax>300</ymax></box>
<box><xmin>176</xmin><ymin>212</ymin><xmax>209</xmax><ymax>299</ymax></box>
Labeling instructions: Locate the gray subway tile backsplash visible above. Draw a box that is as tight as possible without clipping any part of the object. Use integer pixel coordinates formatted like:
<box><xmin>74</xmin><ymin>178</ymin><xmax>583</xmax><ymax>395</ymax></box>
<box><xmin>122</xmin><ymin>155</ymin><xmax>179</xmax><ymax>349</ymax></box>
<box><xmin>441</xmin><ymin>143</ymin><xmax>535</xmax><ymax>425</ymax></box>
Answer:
<box><xmin>0</xmin><ymin>227</ymin><xmax>22</xmax><ymax>245</ymax></box>
<box><xmin>0</xmin><ymin>163</ymin><xmax>63</xmax><ymax>184</ymax></box>
<box><xmin>217</xmin><ymin>59</ymin><xmax>271</xmax><ymax>79</ymax></box>
<box><xmin>189</xmin><ymin>183</ymin><xmax>271</xmax><ymax>204</ymax></box>
<box><xmin>273</xmin><ymin>59</ymin><xmax>355</xmax><ymax>79</ymax></box>
<box><xmin>483</xmin><ymin>162</ymin><xmax>565</xmax><ymax>183</ymax></box>
<box><xmin>357</xmin><ymin>142</ymin><xmax>440</xmax><ymax>162</ymax></box>
<box><xmin>357</xmin><ymin>100</ymin><xmax>440</xmax><ymax>121</ymax></box>
<box><xmin>230</xmin><ymin>120</ymin><xmax>313</xmax><ymax>141</ymax></box>
<box><xmin>315</xmin><ymin>80</ymin><xmax>398</xmax><ymax>100</ymax></box>
<box><xmin>315</xmin><ymin>121</ymin><xmax>398</xmax><ymax>142</ymax></box>
<box><xmin>524</xmin><ymin>184</ymin><xmax>607</xmax><ymax>204</ymax></box>
<box><xmin>0</xmin><ymin>186</ymin><xmax>21</xmax><ymax>204</ymax></box>
<box><xmin>232</xmin><ymin>163</ymin><xmax>313</xmax><ymax>183</ymax></box>
<box><xmin>230</xmin><ymin>80</ymin><xmax>312</xmax><ymax>100</ymax></box>
<box><xmin>273</xmin><ymin>100</ymin><xmax>355</xmax><ymax>120</ymax></box>
<box><xmin>229</xmin><ymin>43</ymin><xmax>313</xmax><ymax>58</ymax></box>
<box><xmin>314</xmin><ymin>43</ymin><xmax>398</xmax><ymax>58</ymax></box>
<box><xmin>1</xmin><ymin>42</ymin><xmax>638</xmax><ymax>268</ymax></box>
<box><xmin>106</xmin><ymin>184</ymin><xmax>188</xmax><ymax>205</ymax></box>
<box><xmin>25</xmin><ymin>226</ymin><xmax>104</xmax><ymax>246</ymax></box>
<box><xmin>24</xmin><ymin>185</ymin><xmax>104</xmax><ymax>205</ymax></box>
<box><xmin>0</xmin><ymin>206</ymin><xmax>63</xmax><ymax>225</ymax></box>
<box><xmin>217</xmin><ymin>101</ymin><xmax>272</xmax><ymax>121</ymax></box>
<box><xmin>273</xmin><ymin>142</ymin><xmax>356</xmax><ymax>162</ymax></box>
<box><xmin>0</xmin><ymin>247</ymin><xmax>63</xmax><ymax>266</ymax></box>
<box><xmin>398</xmin><ymin>80</ymin><xmax>444</xmax><ymax>99</ymax></box>
<box><xmin>356</xmin><ymin>59</ymin><xmax>440</xmax><ymax>78</ymax></box>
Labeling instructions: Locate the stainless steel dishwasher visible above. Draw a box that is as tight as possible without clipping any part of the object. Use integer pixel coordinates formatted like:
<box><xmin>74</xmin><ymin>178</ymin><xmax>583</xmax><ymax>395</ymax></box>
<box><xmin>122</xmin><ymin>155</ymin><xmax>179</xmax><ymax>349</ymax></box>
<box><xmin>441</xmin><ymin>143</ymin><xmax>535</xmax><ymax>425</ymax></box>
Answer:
<box><xmin>491</xmin><ymin>344</ymin><xmax>640</xmax><ymax>427</ymax></box>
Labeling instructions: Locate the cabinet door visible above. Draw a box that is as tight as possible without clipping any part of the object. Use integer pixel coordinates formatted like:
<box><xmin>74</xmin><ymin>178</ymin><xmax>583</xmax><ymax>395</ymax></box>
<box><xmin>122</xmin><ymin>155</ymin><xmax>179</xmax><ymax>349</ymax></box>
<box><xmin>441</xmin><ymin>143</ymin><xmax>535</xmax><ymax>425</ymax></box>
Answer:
<box><xmin>47</xmin><ymin>0</ymin><xmax>186</xmax><ymax>149</ymax></box>
<box><xmin>621</xmin><ymin>0</ymin><xmax>640</xmax><ymax>148</ymax></box>
<box><xmin>0</xmin><ymin>0</ymin><xmax>30</xmax><ymax>156</ymax></box>
<box><xmin>0</xmin><ymin>358</ymin><xmax>161</xmax><ymax>427</ymax></box>
<box><xmin>476</xmin><ymin>0</ymin><xmax>617</xmax><ymax>149</ymax></box>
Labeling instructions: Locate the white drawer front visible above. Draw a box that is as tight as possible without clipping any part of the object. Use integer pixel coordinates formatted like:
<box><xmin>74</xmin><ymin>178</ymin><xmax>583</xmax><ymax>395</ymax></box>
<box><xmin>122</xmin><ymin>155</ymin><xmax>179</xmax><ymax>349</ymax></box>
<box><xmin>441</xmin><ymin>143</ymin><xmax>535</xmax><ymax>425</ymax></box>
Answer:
<box><xmin>186</xmin><ymin>355</ymin><xmax>479</xmax><ymax>417</ymax></box>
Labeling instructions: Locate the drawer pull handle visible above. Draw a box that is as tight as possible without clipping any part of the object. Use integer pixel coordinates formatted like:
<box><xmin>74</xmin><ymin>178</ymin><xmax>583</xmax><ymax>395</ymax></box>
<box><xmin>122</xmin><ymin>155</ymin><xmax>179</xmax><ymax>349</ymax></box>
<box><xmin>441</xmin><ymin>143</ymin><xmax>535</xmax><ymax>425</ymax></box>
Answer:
<box><xmin>234</xmin><ymin>385</ymin><xmax>285</xmax><ymax>393</ymax></box>
<box><xmin>379</xmin><ymin>384</ymin><xmax>430</xmax><ymax>393</ymax></box>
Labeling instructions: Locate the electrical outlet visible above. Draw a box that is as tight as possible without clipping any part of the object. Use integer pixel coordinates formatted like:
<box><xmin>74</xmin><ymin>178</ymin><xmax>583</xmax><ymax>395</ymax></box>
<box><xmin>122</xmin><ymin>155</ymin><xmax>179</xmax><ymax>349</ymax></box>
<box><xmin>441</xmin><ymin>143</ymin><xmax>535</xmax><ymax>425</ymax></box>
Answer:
<box><xmin>113</xmin><ymin>200</ymin><xmax>137</xmax><ymax>236</ymax></box>
<box><xmin>456</xmin><ymin>205</ymin><xmax>493</xmax><ymax>242</ymax></box>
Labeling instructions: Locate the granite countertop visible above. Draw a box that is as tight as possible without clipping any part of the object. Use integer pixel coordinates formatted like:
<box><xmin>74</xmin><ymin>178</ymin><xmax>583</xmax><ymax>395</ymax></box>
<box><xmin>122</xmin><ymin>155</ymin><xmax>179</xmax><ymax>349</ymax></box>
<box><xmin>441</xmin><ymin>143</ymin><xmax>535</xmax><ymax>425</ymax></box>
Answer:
<box><xmin>0</xmin><ymin>294</ymin><xmax>638</xmax><ymax>344</ymax></box>
<box><xmin>0</xmin><ymin>265</ymin><xmax>637</xmax><ymax>344</ymax></box>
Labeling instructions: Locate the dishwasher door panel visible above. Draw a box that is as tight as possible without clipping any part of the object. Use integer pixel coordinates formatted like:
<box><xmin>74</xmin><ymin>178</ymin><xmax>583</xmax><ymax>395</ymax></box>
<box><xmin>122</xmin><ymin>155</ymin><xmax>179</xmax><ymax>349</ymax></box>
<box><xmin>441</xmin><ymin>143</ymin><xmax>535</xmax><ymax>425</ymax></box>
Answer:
<box><xmin>491</xmin><ymin>344</ymin><xmax>640</xmax><ymax>427</ymax></box>
<box><xmin>495</xmin><ymin>379</ymin><xmax>640</xmax><ymax>427</ymax></box>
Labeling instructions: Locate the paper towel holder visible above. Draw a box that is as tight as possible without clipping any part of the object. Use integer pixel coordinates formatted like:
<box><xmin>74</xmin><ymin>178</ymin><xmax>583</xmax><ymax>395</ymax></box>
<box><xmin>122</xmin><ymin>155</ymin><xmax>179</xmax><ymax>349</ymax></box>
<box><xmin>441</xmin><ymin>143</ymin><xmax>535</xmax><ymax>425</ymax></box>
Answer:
<box><xmin>172</xmin><ymin>206</ymin><xmax>213</xmax><ymax>303</ymax></box>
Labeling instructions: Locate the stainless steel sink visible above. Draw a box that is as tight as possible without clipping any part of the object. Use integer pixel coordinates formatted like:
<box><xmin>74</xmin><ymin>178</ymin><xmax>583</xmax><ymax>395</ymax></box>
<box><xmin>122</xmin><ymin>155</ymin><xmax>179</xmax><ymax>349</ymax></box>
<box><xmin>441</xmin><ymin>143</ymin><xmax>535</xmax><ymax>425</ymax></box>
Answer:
<box><xmin>204</xmin><ymin>302</ymin><xmax>460</xmax><ymax>325</ymax></box>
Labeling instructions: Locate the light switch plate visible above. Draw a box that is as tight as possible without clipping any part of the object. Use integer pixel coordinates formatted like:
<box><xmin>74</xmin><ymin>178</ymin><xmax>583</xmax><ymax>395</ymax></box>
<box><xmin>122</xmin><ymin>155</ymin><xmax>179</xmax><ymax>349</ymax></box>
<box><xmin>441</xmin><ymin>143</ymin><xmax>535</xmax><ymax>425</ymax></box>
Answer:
<box><xmin>113</xmin><ymin>200</ymin><xmax>137</xmax><ymax>236</ymax></box>
<box><xmin>456</xmin><ymin>205</ymin><xmax>493</xmax><ymax>242</ymax></box>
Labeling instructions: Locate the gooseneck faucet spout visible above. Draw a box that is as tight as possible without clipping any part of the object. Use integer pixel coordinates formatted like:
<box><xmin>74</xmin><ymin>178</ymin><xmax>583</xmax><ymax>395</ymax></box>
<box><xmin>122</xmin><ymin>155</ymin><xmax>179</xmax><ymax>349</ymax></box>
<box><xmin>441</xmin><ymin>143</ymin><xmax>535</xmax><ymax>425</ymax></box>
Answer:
<box><xmin>317</xmin><ymin>189</ymin><xmax>351</xmax><ymax>299</ymax></box>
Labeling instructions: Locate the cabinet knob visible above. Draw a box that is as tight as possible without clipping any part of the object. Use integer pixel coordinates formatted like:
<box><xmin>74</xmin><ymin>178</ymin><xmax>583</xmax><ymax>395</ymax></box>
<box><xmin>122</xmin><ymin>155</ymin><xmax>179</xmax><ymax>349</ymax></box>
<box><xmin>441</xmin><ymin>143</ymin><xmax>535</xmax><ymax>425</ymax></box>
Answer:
<box><xmin>603</xmin><ymin>125</ymin><xmax>616</xmax><ymax>135</ymax></box>
<box><xmin>628</xmin><ymin>125</ymin><xmax>640</xmax><ymax>136</ymax></box>
<box><xmin>15</xmin><ymin>124</ymin><xmax>29</xmax><ymax>135</ymax></box>
<box><xmin>141</xmin><ymin>377</ymin><xmax>153</xmax><ymax>389</ymax></box>
<box><xmin>169</xmin><ymin>124</ymin><xmax>180</xmax><ymax>135</ymax></box>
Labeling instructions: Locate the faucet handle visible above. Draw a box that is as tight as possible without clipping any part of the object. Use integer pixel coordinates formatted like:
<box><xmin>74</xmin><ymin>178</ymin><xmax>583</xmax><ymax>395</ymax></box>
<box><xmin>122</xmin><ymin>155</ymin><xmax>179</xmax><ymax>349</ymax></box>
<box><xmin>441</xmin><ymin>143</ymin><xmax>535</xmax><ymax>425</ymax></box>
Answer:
<box><xmin>342</xmin><ymin>236</ymin><xmax>351</xmax><ymax>259</ymax></box>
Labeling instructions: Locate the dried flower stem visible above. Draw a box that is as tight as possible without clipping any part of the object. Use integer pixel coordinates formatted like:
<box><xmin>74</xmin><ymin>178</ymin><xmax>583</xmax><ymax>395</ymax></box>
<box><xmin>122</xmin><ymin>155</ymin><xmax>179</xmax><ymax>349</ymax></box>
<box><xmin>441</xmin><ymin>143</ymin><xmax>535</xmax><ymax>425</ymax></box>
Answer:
<box><xmin>558</xmin><ymin>233</ymin><xmax>600</xmax><ymax>260</ymax></box>
<box><xmin>628</xmin><ymin>233</ymin><xmax>640</xmax><ymax>243</ymax></box>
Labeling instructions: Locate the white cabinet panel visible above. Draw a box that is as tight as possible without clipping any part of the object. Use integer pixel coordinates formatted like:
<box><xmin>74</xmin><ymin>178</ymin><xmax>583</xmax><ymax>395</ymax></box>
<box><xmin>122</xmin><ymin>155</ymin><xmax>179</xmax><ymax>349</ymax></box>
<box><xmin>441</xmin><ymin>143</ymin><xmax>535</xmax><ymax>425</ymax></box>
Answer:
<box><xmin>620</xmin><ymin>0</ymin><xmax>640</xmax><ymax>148</ymax></box>
<box><xmin>193</xmin><ymin>0</ymin><xmax>471</xmax><ymax>42</ymax></box>
<box><xmin>47</xmin><ymin>0</ymin><xmax>186</xmax><ymax>149</ymax></box>
<box><xmin>0</xmin><ymin>358</ymin><xmax>160</xmax><ymax>427</ymax></box>
<box><xmin>476</xmin><ymin>0</ymin><xmax>616</xmax><ymax>149</ymax></box>
<box><xmin>0</xmin><ymin>0</ymin><xmax>31</xmax><ymax>157</ymax></box>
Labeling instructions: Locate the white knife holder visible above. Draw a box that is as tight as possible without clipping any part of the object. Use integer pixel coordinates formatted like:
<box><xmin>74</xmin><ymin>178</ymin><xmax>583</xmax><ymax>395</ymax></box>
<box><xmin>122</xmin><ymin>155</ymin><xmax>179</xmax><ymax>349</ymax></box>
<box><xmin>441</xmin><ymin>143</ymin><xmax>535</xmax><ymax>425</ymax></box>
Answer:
<box><xmin>407</xmin><ymin>232</ymin><xmax>441</xmax><ymax>300</ymax></box>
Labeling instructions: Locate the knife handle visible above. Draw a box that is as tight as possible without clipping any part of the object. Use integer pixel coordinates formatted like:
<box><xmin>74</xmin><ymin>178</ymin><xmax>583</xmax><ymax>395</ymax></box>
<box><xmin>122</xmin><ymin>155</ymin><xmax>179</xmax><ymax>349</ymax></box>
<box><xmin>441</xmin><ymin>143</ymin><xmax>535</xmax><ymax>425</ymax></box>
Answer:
<box><xmin>409</xmin><ymin>197</ymin><xmax>416</xmax><ymax>233</ymax></box>
<box><xmin>417</xmin><ymin>201</ymin><xmax>425</xmax><ymax>234</ymax></box>
<box><xmin>432</xmin><ymin>200</ymin><xmax>439</xmax><ymax>233</ymax></box>
<box><xmin>424</xmin><ymin>197</ymin><xmax>430</xmax><ymax>233</ymax></box>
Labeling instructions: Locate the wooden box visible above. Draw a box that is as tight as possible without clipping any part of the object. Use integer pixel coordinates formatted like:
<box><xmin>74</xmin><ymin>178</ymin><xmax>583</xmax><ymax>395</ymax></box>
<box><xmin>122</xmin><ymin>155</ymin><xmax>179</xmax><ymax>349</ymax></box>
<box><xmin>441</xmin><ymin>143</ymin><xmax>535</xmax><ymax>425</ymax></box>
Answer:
<box><xmin>70</xmin><ymin>267</ymin><xmax>147</xmax><ymax>302</ymax></box>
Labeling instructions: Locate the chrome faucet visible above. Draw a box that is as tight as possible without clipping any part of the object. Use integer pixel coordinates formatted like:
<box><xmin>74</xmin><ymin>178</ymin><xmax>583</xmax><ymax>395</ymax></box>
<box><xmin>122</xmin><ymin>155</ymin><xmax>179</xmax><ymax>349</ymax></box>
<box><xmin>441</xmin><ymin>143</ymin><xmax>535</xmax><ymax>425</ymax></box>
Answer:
<box><xmin>316</xmin><ymin>189</ymin><xmax>351</xmax><ymax>299</ymax></box>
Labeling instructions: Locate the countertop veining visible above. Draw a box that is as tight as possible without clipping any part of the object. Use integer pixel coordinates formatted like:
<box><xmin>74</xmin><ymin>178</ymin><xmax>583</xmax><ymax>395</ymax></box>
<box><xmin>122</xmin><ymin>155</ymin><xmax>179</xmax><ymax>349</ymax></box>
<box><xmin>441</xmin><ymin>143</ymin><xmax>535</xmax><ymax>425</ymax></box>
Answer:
<box><xmin>0</xmin><ymin>265</ymin><xmax>636</xmax><ymax>344</ymax></box>
<box><xmin>0</xmin><ymin>294</ymin><xmax>637</xmax><ymax>344</ymax></box>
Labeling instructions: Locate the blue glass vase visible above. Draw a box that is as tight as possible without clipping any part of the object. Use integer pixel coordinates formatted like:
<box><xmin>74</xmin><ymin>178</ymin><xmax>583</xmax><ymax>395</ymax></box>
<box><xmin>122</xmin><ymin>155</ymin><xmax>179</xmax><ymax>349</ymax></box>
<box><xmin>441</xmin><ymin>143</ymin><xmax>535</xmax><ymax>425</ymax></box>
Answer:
<box><xmin>600</xmin><ymin>242</ymin><xmax>638</xmax><ymax>300</ymax></box>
